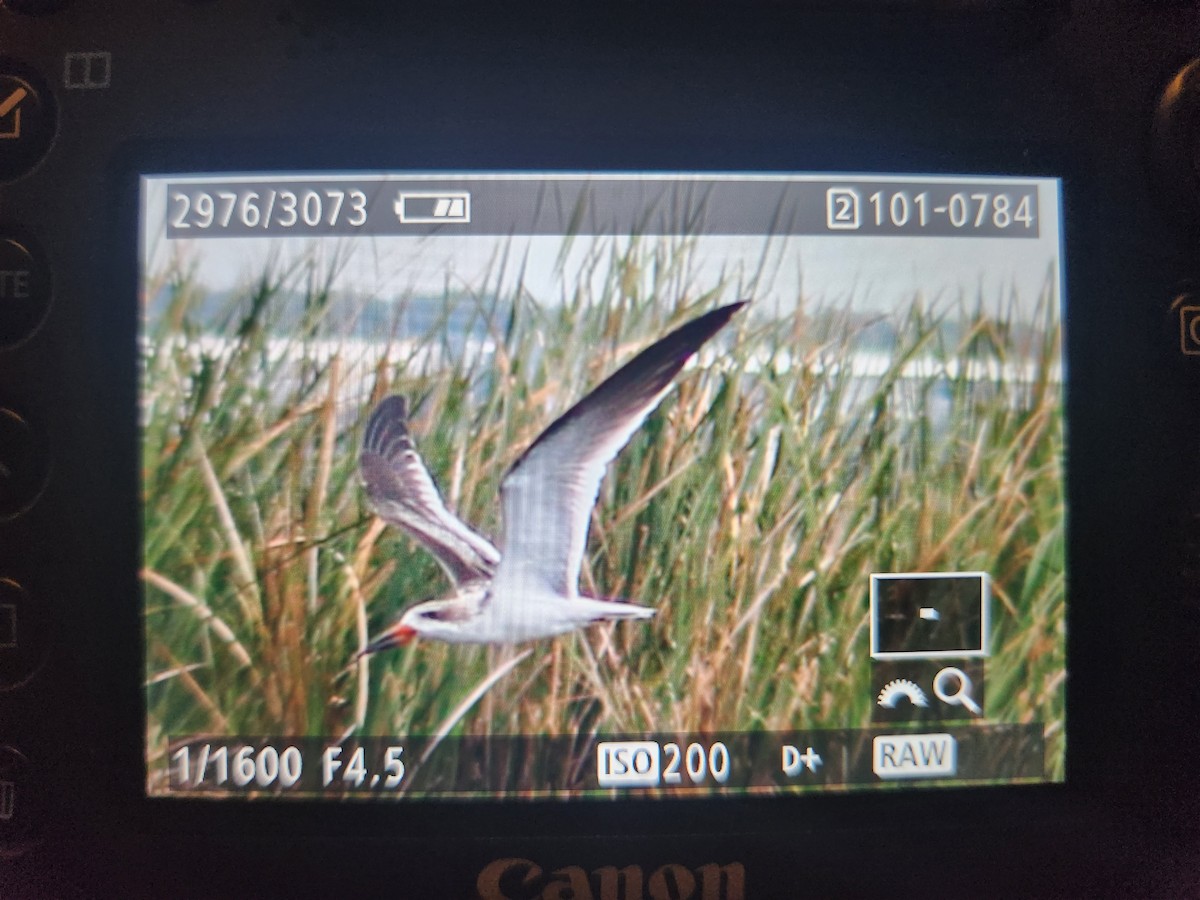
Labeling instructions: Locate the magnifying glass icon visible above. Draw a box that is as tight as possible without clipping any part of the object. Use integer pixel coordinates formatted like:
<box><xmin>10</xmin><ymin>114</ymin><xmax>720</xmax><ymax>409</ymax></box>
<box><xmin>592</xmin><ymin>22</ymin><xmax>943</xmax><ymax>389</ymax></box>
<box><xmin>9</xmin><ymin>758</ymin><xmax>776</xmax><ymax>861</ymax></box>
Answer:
<box><xmin>933</xmin><ymin>667</ymin><xmax>982</xmax><ymax>715</ymax></box>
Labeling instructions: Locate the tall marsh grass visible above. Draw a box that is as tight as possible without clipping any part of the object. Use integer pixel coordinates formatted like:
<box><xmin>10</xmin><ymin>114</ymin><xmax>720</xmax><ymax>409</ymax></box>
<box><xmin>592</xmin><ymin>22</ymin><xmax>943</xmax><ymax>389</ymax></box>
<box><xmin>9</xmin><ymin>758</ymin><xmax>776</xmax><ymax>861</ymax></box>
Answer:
<box><xmin>141</xmin><ymin>237</ymin><xmax>1066</xmax><ymax>790</ymax></box>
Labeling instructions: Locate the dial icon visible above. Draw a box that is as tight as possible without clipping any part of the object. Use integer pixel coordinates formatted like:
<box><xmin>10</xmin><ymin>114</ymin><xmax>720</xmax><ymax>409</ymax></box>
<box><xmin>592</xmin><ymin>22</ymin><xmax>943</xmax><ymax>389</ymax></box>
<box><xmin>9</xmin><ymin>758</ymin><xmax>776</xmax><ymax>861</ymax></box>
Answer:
<box><xmin>877</xmin><ymin>679</ymin><xmax>930</xmax><ymax>709</ymax></box>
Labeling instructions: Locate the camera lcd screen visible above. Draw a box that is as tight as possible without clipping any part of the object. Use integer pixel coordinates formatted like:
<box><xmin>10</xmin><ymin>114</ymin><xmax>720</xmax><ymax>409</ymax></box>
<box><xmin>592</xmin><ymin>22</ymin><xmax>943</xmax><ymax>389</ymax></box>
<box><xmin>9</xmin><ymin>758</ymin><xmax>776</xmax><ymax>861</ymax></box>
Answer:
<box><xmin>139</xmin><ymin>172</ymin><xmax>1066</xmax><ymax>800</ymax></box>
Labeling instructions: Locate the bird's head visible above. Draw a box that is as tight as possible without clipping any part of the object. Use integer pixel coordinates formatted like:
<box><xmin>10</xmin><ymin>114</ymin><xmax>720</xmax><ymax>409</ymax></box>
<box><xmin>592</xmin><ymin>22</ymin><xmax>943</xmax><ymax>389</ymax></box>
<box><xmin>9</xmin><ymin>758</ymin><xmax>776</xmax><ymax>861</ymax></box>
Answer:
<box><xmin>357</xmin><ymin>592</ymin><xmax>482</xmax><ymax>658</ymax></box>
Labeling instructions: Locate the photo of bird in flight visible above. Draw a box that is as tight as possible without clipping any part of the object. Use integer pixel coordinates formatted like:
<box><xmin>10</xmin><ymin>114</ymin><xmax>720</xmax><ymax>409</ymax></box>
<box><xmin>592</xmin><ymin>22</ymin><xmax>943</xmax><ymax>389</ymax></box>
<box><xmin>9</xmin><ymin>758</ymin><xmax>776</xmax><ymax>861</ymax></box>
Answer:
<box><xmin>357</xmin><ymin>301</ymin><xmax>746</xmax><ymax>655</ymax></box>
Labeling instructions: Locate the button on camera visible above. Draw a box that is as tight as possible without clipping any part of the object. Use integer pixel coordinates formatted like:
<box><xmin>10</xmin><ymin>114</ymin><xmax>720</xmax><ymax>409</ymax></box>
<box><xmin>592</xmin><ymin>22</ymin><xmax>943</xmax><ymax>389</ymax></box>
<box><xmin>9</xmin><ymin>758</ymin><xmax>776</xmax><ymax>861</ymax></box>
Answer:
<box><xmin>0</xmin><ymin>579</ymin><xmax>48</xmax><ymax>690</ymax></box>
<box><xmin>0</xmin><ymin>64</ymin><xmax>56</xmax><ymax>183</ymax></box>
<box><xmin>0</xmin><ymin>745</ymin><xmax>38</xmax><ymax>852</ymax></box>
<box><xmin>0</xmin><ymin>406</ymin><xmax>50</xmax><ymax>520</ymax></box>
<box><xmin>0</xmin><ymin>235</ymin><xmax>51</xmax><ymax>349</ymax></box>
<box><xmin>1177</xmin><ymin>296</ymin><xmax>1200</xmax><ymax>356</ymax></box>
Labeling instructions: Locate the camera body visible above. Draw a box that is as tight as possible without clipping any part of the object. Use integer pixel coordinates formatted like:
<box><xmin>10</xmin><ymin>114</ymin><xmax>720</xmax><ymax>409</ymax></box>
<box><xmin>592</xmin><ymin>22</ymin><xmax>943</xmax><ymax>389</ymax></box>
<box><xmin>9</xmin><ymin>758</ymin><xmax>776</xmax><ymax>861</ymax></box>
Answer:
<box><xmin>1</xmin><ymin>2</ymin><xmax>1198</xmax><ymax>896</ymax></box>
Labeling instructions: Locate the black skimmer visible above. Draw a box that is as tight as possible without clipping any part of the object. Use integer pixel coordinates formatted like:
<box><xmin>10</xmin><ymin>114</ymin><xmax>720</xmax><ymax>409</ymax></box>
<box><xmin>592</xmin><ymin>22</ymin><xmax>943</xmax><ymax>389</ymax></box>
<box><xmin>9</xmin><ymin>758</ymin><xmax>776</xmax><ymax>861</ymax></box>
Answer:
<box><xmin>358</xmin><ymin>301</ymin><xmax>745</xmax><ymax>653</ymax></box>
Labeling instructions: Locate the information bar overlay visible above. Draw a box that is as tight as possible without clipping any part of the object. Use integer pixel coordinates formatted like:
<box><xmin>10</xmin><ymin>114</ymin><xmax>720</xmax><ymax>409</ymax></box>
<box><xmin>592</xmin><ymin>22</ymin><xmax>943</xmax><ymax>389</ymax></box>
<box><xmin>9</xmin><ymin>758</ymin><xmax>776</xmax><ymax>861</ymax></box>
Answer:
<box><xmin>165</xmin><ymin>725</ymin><xmax>1044</xmax><ymax>798</ymax></box>
<box><xmin>162</xmin><ymin>176</ymin><xmax>1043</xmax><ymax>239</ymax></box>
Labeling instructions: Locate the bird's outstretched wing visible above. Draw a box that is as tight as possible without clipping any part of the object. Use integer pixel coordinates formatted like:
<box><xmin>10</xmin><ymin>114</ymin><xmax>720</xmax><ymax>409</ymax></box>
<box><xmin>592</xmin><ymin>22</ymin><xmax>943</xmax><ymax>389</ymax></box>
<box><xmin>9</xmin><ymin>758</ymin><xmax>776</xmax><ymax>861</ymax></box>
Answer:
<box><xmin>492</xmin><ymin>302</ymin><xmax>746</xmax><ymax>598</ymax></box>
<box><xmin>360</xmin><ymin>396</ymin><xmax>500</xmax><ymax>585</ymax></box>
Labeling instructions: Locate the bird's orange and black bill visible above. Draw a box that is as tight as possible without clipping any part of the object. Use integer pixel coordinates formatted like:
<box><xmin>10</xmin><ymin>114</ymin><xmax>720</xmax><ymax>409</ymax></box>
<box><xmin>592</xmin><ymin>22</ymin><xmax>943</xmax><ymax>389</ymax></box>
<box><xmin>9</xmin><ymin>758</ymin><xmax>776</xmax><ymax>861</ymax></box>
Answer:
<box><xmin>359</xmin><ymin>623</ymin><xmax>418</xmax><ymax>656</ymax></box>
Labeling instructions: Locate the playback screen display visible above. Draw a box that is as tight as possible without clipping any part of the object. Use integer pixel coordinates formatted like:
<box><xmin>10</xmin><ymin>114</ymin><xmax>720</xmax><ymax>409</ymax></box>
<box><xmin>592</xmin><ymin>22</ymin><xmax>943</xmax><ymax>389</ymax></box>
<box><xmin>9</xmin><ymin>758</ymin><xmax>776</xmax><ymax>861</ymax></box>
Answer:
<box><xmin>139</xmin><ymin>172</ymin><xmax>1066</xmax><ymax>799</ymax></box>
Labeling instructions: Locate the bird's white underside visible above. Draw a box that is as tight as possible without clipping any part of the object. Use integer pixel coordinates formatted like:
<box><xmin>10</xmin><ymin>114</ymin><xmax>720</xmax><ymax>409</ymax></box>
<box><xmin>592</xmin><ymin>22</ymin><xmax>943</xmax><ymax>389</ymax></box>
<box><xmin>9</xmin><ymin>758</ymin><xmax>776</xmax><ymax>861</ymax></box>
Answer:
<box><xmin>400</xmin><ymin>587</ymin><xmax>656</xmax><ymax>645</ymax></box>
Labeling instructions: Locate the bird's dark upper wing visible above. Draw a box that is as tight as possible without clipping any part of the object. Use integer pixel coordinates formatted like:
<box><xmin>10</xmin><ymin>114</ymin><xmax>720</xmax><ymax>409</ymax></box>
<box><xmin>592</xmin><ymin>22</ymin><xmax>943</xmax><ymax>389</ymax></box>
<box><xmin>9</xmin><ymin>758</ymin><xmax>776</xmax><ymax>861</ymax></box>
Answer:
<box><xmin>492</xmin><ymin>302</ymin><xmax>745</xmax><ymax>598</ymax></box>
<box><xmin>360</xmin><ymin>396</ymin><xmax>500</xmax><ymax>585</ymax></box>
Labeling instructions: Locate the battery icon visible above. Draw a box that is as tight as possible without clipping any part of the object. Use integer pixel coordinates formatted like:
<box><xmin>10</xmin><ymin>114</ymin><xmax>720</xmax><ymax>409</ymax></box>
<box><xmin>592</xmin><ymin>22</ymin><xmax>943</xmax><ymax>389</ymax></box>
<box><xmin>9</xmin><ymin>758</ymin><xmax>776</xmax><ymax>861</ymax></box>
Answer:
<box><xmin>394</xmin><ymin>191</ymin><xmax>471</xmax><ymax>224</ymax></box>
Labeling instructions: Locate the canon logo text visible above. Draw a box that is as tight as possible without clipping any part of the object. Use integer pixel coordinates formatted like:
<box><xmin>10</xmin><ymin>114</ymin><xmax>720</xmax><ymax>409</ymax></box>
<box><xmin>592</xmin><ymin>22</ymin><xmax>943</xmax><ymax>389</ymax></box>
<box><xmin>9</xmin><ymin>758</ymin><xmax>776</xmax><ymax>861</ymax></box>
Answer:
<box><xmin>477</xmin><ymin>857</ymin><xmax>746</xmax><ymax>900</ymax></box>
